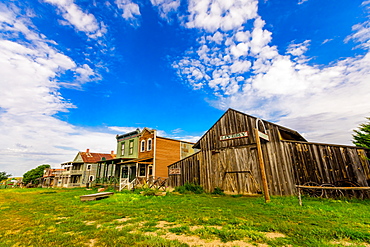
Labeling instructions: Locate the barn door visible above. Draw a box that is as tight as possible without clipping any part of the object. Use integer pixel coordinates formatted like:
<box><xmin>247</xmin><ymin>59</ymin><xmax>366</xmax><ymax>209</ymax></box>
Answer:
<box><xmin>217</xmin><ymin>148</ymin><xmax>261</xmax><ymax>195</ymax></box>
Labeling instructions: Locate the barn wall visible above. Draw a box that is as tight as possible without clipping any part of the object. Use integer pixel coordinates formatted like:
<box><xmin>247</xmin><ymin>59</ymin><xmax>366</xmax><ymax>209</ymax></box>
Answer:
<box><xmin>168</xmin><ymin>109</ymin><xmax>370</xmax><ymax>196</ymax></box>
<box><xmin>169</xmin><ymin>109</ymin><xmax>300</xmax><ymax>195</ymax></box>
<box><xmin>282</xmin><ymin>141</ymin><xmax>370</xmax><ymax>187</ymax></box>
<box><xmin>168</xmin><ymin>152</ymin><xmax>201</xmax><ymax>188</ymax></box>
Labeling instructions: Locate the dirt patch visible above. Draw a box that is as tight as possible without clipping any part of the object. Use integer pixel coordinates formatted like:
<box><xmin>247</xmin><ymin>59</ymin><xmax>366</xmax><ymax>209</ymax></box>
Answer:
<box><xmin>162</xmin><ymin>232</ymin><xmax>259</xmax><ymax>247</ymax></box>
<box><xmin>189</xmin><ymin>225</ymin><xmax>223</xmax><ymax>231</ymax></box>
<box><xmin>155</xmin><ymin>221</ymin><xmax>181</xmax><ymax>229</ymax></box>
<box><xmin>84</xmin><ymin>239</ymin><xmax>97</xmax><ymax>247</ymax></box>
<box><xmin>331</xmin><ymin>240</ymin><xmax>370</xmax><ymax>247</ymax></box>
<box><xmin>115</xmin><ymin>217</ymin><xmax>131</xmax><ymax>223</ymax></box>
<box><xmin>83</xmin><ymin>221</ymin><xmax>96</xmax><ymax>225</ymax></box>
<box><xmin>265</xmin><ymin>232</ymin><xmax>286</xmax><ymax>239</ymax></box>
<box><xmin>134</xmin><ymin>220</ymin><xmax>285</xmax><ymax>246</ymax></box>
<box><xmin>155</xmin><ymin>221</ymin><xmax>222</xmax><ymax>231</ymax></box>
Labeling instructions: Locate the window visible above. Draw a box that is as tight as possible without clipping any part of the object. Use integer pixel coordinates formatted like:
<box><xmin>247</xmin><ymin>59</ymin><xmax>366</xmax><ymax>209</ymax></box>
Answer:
<box><xmin>129</xmin><ymin>140</ymin><xmax>134</xmax><ymax>154</ymax></box>
<box><xmin>139</xmin><ymin>164</ymin><xmax>146</xmax><ymax>177</ymax></box>
<box><xmin>140</xmin><ymin>140</ymin><xmax>145</xmax><ymax>152</ymax></box>
<box><xmin>121</xmin><ymin>142</ymin><xmax>125</xmax><ymax>156</ymax></box>
<box><xmin>89</xmin><ymin>175</ymin><xmax>94</xmax><ymax>182</ymax></box>
<box><xmin>86</xmin><ymin>164</ymin><xmax>92</xmax><ymax>171</ymax></box>
<box><xmin>147</xmin><ymin>138</ymin><xmax>152</xmax><ymax>151</ymax></box>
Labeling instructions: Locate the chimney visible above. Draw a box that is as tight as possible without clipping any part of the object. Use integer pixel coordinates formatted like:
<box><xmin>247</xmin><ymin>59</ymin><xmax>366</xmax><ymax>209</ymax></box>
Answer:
<box><xmin>111</xmin><ymin>150</ymin><xmax>114</xmax><ymax>155</ymax></box>
<box><xmin>86</xmin><ymin>149</ymin><xmax>90</xmax><ymax>153</ymax></box>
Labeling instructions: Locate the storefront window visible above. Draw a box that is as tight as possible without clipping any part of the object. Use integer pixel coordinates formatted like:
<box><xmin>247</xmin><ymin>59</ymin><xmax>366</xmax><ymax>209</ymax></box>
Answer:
<box><xmin>139</xmin><ymin>164</ymin><xmax>146</xmax><ymax>176</ymax></box>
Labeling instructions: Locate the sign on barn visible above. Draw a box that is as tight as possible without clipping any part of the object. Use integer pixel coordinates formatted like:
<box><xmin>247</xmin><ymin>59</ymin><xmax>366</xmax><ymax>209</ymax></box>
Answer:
<box><xmin>169</xmin><ymin>168</ymin><xmax>181</xmax><ymax>175</ymax></box>
<box><xmin>220</xmin><ymin>131</ymin><xmax>248</xmax><ymax>141</ymax></box>
<box><xmin>258</xmin><ymin>131</ymin><xmax>269</xmax><ymax>141</ymax></box>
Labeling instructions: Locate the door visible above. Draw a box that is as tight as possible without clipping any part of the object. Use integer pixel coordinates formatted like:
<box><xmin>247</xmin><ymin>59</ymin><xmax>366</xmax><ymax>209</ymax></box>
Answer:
<box><xmin>129</xmin><ymin>166</ymin><xmax>136</xmax><ymax>182</ymax></box>
<box><xmin>219</xmin><ymin>147</ymin><xmax>261</xmax><ymax>194</ymax></box>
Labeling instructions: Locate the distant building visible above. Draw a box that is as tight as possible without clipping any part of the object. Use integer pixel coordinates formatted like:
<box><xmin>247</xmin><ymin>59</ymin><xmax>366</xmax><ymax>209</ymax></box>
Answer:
<box><xmin>57</xmin><ymin>149</ymin><xmax>115</xmax><ymax>188</ymax></box>
<box><xmin>40</xmin><ymin>168</ymin><xmax>65</xmax><ymax>188</ymax></box>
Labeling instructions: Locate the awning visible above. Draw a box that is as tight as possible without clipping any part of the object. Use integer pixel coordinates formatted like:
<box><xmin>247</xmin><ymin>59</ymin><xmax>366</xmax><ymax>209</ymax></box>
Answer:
<box><xmin>118</xmin><ymin>157</ymin><xmax>153</xmax><ymax>165</ymax></box>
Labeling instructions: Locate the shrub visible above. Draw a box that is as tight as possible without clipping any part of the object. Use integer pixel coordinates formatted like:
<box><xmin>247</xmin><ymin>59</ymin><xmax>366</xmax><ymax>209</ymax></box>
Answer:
<box><xmin>175</xmin><ymin>183</ymin><xmax>204</xmax><ymax>194</ymax></box>
<box><xmin>212</xmin><ymin>187</ymin><xmax>225</xmax><ymax>195</ymax></box>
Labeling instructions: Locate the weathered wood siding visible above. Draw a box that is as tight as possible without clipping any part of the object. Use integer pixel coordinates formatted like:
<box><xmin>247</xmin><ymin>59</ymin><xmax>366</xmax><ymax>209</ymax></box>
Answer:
<box><xmin>155</xmin><ymin>137</ymin><xmax>183</xmax><ymax>178</ymax></box>
<box><xmin>168</xmin><ymin>109</ymin><xmax>370</xmax><ymax>196</ymax></box>
<box><xmin>282</xmin><ymin>141</ymin><xmax>370</xmax><ymax>187</ymax></box>
<box><xmin>168</xmin><ymin>152</ymin><xmax>201</xmax><ymax>187</ymax></box>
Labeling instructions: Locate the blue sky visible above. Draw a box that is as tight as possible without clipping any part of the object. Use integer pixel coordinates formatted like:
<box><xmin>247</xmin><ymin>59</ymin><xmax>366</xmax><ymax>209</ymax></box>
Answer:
<box><xmin>1</xmin><ymin>0</ymin><xmax>369</xmax><ymax>176</ymax></box>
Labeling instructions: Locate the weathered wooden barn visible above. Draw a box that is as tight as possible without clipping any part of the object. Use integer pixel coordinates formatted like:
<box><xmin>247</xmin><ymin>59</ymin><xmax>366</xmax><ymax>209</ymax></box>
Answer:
<box><xmin>168</xmin><ymin>109</ymin><xmax>370</xmax><ymax>196</ymax></box>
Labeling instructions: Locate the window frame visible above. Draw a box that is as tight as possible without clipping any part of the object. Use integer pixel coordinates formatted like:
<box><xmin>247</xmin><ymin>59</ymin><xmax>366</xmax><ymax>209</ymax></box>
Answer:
<box><xmin>121</xmin><ymin>142</ymin><xmax>125</xmax><ymax>156</ymax></box>
<box><xmin>140</xmin><ymin>140</ymin><xmax>146</xmax><ymax>152</ymax></box>
<box><xmin>129</xmin><ymin>140</ymin><xmax>134</xmax><ymax>155</ymax></box>
<box><xmin>147</xmin><ymin>138</ymin><xmax>152</xmax><ymax>151</ymax></box>
<box><xmin>138</xmin><ymin>164</ymin><xmax>146</xmax><ymax>177</ymax></box>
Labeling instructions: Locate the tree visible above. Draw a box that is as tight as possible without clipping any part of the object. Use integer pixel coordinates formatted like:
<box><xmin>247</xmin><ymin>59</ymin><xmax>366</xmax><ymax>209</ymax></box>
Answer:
<box><xmin>23</xmin><ymin>164</ymin><xmax>50</xmax><ymax>185</ymax></box>
<box><xmin>0</xmin><ymin>171</ymin><xmax>12</xmax><ymax>182</ymax></box>
<box><xmin>353</xmin><ymin>117</ymin><xmax>370</xmax><ymax>149</ymax></box>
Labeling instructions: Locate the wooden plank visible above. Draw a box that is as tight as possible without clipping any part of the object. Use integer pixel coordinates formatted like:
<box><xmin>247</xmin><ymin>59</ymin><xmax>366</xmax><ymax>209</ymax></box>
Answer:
<box><xmin>255</xmin><ymin>128</ymin><xmax>270</xmax><ymax>202</ymax></box>
<box><xmin>80</xmin><ymin>192</ymin><xmax>114</xmax><ymax>202</ymax></box>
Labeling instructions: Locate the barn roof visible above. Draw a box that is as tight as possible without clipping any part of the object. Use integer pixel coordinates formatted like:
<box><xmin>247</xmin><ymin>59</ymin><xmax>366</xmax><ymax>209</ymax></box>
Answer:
<box><xmin>193</xmin><ymin>108</ymin><xmax>306</xmax><ymax>149</ymax></box>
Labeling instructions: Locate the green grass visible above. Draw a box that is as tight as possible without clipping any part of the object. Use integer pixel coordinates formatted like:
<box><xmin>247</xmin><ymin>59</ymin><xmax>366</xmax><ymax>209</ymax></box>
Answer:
<box><xmin>1</xmin><ymin>188</ymin><xmax>370</xmax><ymax>246</ymax></box>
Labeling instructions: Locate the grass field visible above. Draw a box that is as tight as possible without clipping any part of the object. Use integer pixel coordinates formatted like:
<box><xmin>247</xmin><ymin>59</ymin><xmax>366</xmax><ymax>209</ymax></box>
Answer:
<box><xmin>1</xmin><ymin>187</ymin><xmax>370</xmax><ymax>247</ymax></box>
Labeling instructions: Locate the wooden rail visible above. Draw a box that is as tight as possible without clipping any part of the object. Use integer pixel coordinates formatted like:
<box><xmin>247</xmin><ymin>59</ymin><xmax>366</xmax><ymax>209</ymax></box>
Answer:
<box><xmin>296</xmin><ymin>185</ymin><xmax>370</xmax><ymax>190</ymax></box>
<box><xmin>296</xmin><ymin>185</ymin><xmax>370</xmax><ymax>206</ymax></box>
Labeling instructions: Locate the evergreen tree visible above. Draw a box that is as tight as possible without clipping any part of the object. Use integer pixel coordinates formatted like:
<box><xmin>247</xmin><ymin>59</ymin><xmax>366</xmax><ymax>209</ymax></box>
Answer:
<box><xmin>23</xmin><ymin>164</ymin><xmax>50</xmax><ymax>185</ymax></box>
<box><xmin>353</xmin><ymin>117</ymin><xmax>370</xmax><ymax>149</ymax></box>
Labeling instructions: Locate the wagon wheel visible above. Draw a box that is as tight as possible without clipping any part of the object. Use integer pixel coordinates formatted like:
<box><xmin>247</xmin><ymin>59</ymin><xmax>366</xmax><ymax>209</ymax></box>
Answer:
<box><xmin>302</xmin><ymin>182</ymin><xmax>323</xmax><ymax>197</ymax></box>
<box><xmin>334</xmin><ymin>180</ymin><xmax>362</xmax><ymax>199</ymax></box>
<box><xmin>320</xmin><ymin>183</ymin><xmax>344</xmax><ymax>199</ymax></box>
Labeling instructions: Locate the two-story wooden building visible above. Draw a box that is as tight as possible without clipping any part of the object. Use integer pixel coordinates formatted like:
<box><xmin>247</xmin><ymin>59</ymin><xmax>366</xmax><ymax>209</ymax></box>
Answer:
<box><xmin>96</xmin><ymin>128</ymin><xmax>198</xmax><ymax>190</ymax></box>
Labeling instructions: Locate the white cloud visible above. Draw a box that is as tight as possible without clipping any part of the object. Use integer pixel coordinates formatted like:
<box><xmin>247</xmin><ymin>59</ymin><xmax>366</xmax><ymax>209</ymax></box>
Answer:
<box><xmin>115</xmin><ymin>0</ymin><xmax>140</xmax><ymax>25</ymax></box>
<box><xmin>287</xmin><ymin>40</ymin><xmax>310</xmax><ymax>57</ymax></box>
<box><xmin>0</xmin><ymin>4</ymin><xmax>115</xmax><ymax>176</ymax></box>
<box><xmin>108</xmin><ymin>126</ymin><xmax>141</xmax><ymax>133</ymax></box>
<box><xmin>345</xmin><ymin>1</ymin><xmax>370</xmax><ymax>49</ymax></box>
<box><xmin>151</xmin><ymin>0</ymin><xmax>180</xmax><ymax>21</ymax></box>
<box><xmin>43</xmin><ymin>0</ymin><xmax>106</xmax><ymax>38</ymax></box>
<box><xmin>174</xmin><ymin>0</ymin><xmax>370</xmax><ymax>146</ymax></box>
<box><xmin>186</xmin><ymin>0</ymin><xmax>258</xmax><ymax>32</ymax></box>
<box><xmin>298</xmin><ymin>0</ymin><xmax>309</xmax><ymax>5</ymax></box>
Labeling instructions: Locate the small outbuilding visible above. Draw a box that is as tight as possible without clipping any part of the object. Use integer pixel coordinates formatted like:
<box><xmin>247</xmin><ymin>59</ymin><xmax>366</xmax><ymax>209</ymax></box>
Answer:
<box><xmin>168</xmin><ymin>109</ymin><xmax>370</xmax><ymax>197</ymax></box>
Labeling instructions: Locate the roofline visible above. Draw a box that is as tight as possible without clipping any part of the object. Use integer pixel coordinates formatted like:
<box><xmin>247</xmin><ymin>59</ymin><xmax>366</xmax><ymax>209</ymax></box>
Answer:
<box><xmin>168</xmin><ymin>151</ymin><xmax>199</xmax><ymax>168</ymax></box>
<box><xmin>193</xmin><ymin>108</ymin><xmax>307</xmax><ymax>148</ymax></box>
<box><xmin>156</xmin><ymin>135</ymin><xmax>195</xmax><ymax>145</ymax></box>
<box><xmin>282</xmin><ymin>139</ymin><xmax>370</xmax><ymax>149</ymax></box>
<box><xmin>96</xmin><ymin>157</ymin><xmax>132</xmax><ymax>163</ymax></box>
<box><xmin>116</xmin><ymin>128</ymin><xmax>141</xmax><ymax>140</ymax></box>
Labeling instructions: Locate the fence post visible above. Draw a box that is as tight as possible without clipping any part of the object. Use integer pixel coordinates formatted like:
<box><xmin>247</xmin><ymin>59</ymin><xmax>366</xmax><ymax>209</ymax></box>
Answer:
<box><xmin>254</xmin><ymin>128</ymin><xmax>270</xmax><ymax>203</ymax></box>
